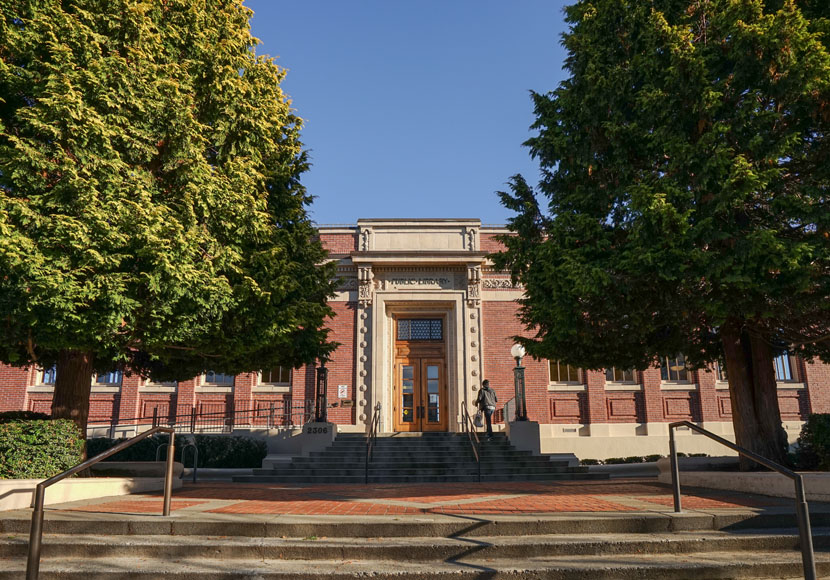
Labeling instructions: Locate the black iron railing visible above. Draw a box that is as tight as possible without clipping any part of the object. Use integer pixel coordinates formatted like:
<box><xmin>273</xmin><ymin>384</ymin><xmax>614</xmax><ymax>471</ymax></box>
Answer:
<box><xmin>87</xmin><ymin>399</ymin><xmax>316</xmax><ymax>436</ymax></box>
<box><xmin>365</xmin><ymin>403</ymin><xmax>381</xmax><ymax>483</ymax></box>
<box><xmin>461</xmin><ymin>404</ymin><xmax>481</xmax><ymax>482</ymax></box>
<box><xmin>668</xmin><ymin>420</ymin><xmax>816</xmax><ymax>580</ymax></box>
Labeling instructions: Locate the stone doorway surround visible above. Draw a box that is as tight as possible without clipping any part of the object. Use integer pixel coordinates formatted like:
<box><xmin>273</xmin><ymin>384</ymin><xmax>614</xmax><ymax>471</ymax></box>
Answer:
<box><xmin>349</xmin><ymin>219</ymin><xmax>488</xmax><ymax>433</ymax></box>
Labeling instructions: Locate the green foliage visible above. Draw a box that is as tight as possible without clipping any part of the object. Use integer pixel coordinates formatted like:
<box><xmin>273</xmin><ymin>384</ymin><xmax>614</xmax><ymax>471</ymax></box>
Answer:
<box><xmin>795</xmin><ymin>413</ymin><xmax>830</xmax><ymax>470</ymax></box>
<box><xmin>0</xmin><ymin>411</ymin><xmax>51</xmax><ymax>423</ymax></box>
<box><xmin>496</xmin><ymin>1</ymin><xmax>830</xmax><ymax>464</ymax></box>
<box><xmin>579</xmin><ymin>455</ymin><xmax>670</xmax><ymax>465</ymax></box>
<box><xmin>0</xmin><ymin>419</ymin><xmax>83</xmax><ymax>479</ymax></box>
<box><xmin>86</xmin><ymin>434</ymin><xmax>266</xmax><ymax>468</ymax></box>
<box><xmin>0</xmin><ymin>0</ymin><xmax>337</xmax><ymax>385</ymax></box>
<box><xmin>495</xmin><ymin>0</ymin><xmax>830</xmax><ymax>371</ymax></box>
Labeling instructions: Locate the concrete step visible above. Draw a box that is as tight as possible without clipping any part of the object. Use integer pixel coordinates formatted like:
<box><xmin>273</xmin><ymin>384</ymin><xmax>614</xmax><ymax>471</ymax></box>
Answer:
<box><xmin>4</xmin><ymin>512</ymin><xmax>830</xmax><ymax>538</ymax></box>
<box><xmin>3</xmin><ymin>546</ymin><xmax>828</xmax><ymax>579</ymax></box>
<box><xmin>252</xmin><ymin>466</ymin><xmax>582</xmax><ymax>477</ymax></box>
<box><xmin>1</xmin><ymin>530</ymin><xmax>826</xmax><ymax>560</ymax></box>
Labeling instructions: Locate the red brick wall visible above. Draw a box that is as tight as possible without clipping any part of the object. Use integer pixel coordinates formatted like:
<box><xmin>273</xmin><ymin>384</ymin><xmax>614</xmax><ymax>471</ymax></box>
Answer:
<box><xmin>481</xmin><ymin>301</ymin><xmax>550</xmax><ymax>422</ymax></box>
<box><xmin>319</xmin><ymin>232</ymin><xmax>357</xmax><ymax>255</ymax></box>
<box><xmin>480</xmin><ymin>232</ymin><xmax>506</xmax><ymax>253</ymax></box>
<box><xmin>324</xmin><ymin>301</ymin><xmax>357</xmax><ymax>424</ymax></box>
<box><xmin>0</xmin><ymin>363</ymin><xmax>29</xmax><ymax>412</ymax></box>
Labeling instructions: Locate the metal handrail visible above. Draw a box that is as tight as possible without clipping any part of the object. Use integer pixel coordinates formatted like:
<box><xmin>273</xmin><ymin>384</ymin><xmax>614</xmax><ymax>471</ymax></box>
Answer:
<box><xmin>365</xmin><ymin>403</ymin><xmax>381</xmax><ymax>484</ymax></box>
<box><xmin>26</xmin><ymin>426</ymin><xmax>176</xmax><ymax>580</ymax></box>
<box><xmin>668</xmin><ymin>420</ymin><xmax>815</xmax><ymax>580</ymax></box>
<box><xmin>461</xmin><ymin>404</ymin><xmax>481</xmax><ymax>482</ymax></box>
<box><xmin>88</xmin><ymin>399</ymin><xmax>317</xmax><ymax>435</ymax></box>
<box><xmin>156</xmin><ymin>442</ymin><xmax>199</xmax><ymax>483</ymax></box>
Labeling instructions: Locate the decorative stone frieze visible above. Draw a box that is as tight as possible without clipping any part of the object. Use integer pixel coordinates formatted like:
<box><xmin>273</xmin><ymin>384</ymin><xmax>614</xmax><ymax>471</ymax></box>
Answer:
<box><xmin>483</xmin><ymin>278</ymin><xmax>523</xmax><ymax>289</ymax></box>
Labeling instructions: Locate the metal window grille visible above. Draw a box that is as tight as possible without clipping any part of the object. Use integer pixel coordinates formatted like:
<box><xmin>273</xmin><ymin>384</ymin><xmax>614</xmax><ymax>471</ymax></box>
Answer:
<box><xmin>397</xmin><ymin>318</ymin><xmax>442</xmax><ymax>341</ymax></box>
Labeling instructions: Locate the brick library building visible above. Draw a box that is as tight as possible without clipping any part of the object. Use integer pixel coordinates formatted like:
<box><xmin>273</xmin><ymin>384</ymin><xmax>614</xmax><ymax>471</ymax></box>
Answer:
<box><xmin>1</xmin><ymin>219</ymin><xmax>827</xmax><ymax>459</ymax></box>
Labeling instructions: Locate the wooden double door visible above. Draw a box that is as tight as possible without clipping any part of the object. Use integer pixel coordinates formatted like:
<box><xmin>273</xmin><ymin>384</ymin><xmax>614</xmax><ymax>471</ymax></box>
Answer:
<box><xmin>393</xmin><ymin>357</ymin><xmax>447</xmax><ymax>432</ymax></box>
<box><xmin>393</xmin><ymin>319</ymin><xmax>448</xmax><ymax>432</ymax></box>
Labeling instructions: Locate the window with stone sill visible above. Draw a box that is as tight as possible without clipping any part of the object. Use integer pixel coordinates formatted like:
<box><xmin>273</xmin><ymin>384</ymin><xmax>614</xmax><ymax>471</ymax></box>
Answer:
<box><xmin>39</xmin><ymin>365</ymin><xmax>57</xmax><ymax>385</ymax></box>
<box><xmin>605</xmin><ymin>367</ymin><xmax>636</xmax><ymax>384</ymax></box>
<box><xmin>773</xmin><ymin>352</ymin><xmax>801</xmax><ymax>383</ymax></box>
<box><xmin>95</xmin><ymin>371</ymin><xmax>122</xmax><ymax>386</ymax></box>
<box><xmin>660</xmin><ymin>355</ymin><xmax>689</xmax><ymax>383</ymax></box>
<box><xmin>260</xmin><ymin>366</ymin><xmax>291</xmax><ymax>385</ymax></box>
<box><xmin>203</xmin><ymin>371</ymin><xmax>234</xmax><ymax>387</ymax></box>
<box><xmin>548</xmin><ymin>361</ymin><xmax>582</xmax><ymax>384</ymax></box>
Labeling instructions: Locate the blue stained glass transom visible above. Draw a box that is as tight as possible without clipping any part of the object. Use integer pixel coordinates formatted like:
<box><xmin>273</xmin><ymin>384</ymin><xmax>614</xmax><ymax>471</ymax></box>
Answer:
<box><xmin>397</xmin><ymin>319</ymin><xmax>442</xmax><ymax>341</ymax></box>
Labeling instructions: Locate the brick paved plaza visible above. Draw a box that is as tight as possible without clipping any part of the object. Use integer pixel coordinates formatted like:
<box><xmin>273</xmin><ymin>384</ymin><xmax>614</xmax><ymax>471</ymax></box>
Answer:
<box><xmin>58</xmin><ymin>479</ymin><xmax>791</xmax><ymax>517</ymax></box>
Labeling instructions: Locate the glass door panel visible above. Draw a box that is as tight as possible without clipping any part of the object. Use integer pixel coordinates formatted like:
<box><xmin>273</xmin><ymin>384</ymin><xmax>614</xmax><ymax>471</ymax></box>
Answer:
<box><xmin>421</xmin><ymin>360</ymin><xmax>445</xmax><ymax>431</ymax></box>
<box><xmin>401</xmin><ymin>365</ymin><xmax>415</xmax><ymax>425</ymax></box>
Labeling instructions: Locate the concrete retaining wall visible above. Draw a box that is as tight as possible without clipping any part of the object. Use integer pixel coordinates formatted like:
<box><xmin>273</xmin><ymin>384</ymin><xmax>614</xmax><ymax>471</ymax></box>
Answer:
<box><xmin>656</xmin><ymin>459</ymin><xmax>830</xmax><ymax>502</ymax></box>
<box><xmin>0</xmin><ymin>475</ymin><xmax>182</xmax><ymax>512</ymax></box>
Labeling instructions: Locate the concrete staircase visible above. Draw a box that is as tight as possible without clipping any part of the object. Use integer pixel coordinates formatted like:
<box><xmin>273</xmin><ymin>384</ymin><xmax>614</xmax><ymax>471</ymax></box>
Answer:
<box><xmin>233</xmin><ymin>432</ymin><xmax>607</xmax><ymax>484</ymax></box>
<box><xmin>2</xmin><ymin>511</ymin><xmax>828</xmax><ymax>578</ymax></box>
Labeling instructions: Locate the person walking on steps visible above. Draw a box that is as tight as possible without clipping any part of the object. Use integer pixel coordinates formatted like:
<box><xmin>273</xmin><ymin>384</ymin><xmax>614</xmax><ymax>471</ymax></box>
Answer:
<box><xmin>476</xmin><ymin>379</ymin><xmax>498</xmax><ymax>440</ymax></box>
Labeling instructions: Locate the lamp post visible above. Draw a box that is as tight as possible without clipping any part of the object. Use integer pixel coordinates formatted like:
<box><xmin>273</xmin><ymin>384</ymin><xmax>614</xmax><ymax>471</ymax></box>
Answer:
<box><xmin>511</xmin><ymin>343</ymin><xmax>528</xmax><ymax>421</ymax></box>
<box><xmin>314</xmin><ymin>360</ymin><xmax>328</xmax><ymax>423</ymax></box>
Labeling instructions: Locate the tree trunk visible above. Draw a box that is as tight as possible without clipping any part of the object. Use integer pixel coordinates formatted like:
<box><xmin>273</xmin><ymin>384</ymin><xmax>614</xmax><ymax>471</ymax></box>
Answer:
<box><xmin>721</xmin><ymin>318</ymin><xmax>788</xmax><ymax>470</ymax></box>
<box><xmin>51</xmin><ymin>349</ymin><xmax>95</xmax><ymax>442</ymax></box>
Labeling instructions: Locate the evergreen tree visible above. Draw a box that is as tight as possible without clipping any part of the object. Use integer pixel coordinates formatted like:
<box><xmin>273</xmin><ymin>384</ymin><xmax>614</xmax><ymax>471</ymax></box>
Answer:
<box><xmin>496</xmin><ymin>0</ymin><xmax>830</xmax><ymax>466</ymax></box>
<box><xmin>0</xmin><ymin>0</ymin><xmax>337</xmax><ymax>433</ymax></box>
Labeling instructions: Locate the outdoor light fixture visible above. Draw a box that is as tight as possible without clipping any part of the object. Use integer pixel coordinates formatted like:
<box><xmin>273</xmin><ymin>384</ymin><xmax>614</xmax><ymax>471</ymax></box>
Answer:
<box><xmin>511</xmin><ymin>343</ymin><xmax>528</xmax><ymax>421</ymax></box>
<box><xmin>314</xmin><ymin>360</ymin><xmax>328</xmax><ymax>423</ymax></box>
<box><xmin>511</xmin><ymin>343</ymin><xmax>527</xmax><ymax>364</ymax></box>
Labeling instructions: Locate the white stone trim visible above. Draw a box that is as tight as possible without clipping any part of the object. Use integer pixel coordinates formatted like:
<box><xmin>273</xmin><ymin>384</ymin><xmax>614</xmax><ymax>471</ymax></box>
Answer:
<box><xmin>604</xmin><ymin>382</ymin><xmax>643</xmax><ymax>391</ymax></box>
<box><xmin>547</xmin><ymin>382</ymin><xmax>587</xmax><ymax>392</ymax></box>
<box><xmin>196</xmin><ymin>386</ymin><xmax>233</xmax><ymax>393</ymax></box>
<box><xmin>139</xmin><ymin>384</ymin><xmax>177</xmax><ymax>393</ymax></box>
<box><xmin>252</xmin><ymin>385</ymin><xmax>290</xmax><ymax>393</ymax></box>
<box><xmin>660</xmin><ymin>382</ymin><xmax>697</xmax><ymax>391</ymax></box>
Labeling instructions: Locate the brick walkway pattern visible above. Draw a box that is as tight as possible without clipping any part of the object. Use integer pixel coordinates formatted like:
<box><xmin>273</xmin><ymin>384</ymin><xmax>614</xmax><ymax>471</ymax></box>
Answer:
<box><xmin>64</xmin><ymin>479</ymin><xmax>791</xmax><ymax>517</ymax></box>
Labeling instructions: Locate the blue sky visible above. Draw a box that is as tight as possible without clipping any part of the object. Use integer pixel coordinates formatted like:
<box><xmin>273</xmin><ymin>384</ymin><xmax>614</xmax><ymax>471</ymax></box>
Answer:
<box><xmin>245</xmin><ymin>1</ymin><xmax>570</xmax><ymax>225</ymax></box>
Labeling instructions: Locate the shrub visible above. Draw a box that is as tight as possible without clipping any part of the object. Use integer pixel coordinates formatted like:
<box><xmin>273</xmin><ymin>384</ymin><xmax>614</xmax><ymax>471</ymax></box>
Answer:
<box><xmin>796</xmin><ymin>414</ymin><xmax>830</xmax><ymax>471</ymax></box>
<box><xmin>0</xmin><ymin>419</ymin><xmax>84</xmax><ymax>479</ymax></box>
<box><xmin>0</xmin><ymin>411</ymin><xmax>51</xmax><ymax>423</ymax></box>
<box><xmin>86</xmin><ymin>434</ymin><xmax>266</xmax><ymax>468</ymax></box>
<box><xmin>580</xmin><ymin>458</ymin><xmax>601</xmax><ymax>466</ymax></box>
<box><xmin>644</xmin><ymin>454</ymin><xmax>662</xmax><ymax>463</ymax></box>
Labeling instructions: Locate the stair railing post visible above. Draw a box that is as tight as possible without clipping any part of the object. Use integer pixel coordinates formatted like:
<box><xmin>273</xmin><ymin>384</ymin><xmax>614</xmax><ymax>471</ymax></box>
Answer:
<box><xmin>163</xmin><ymin>431</ymin><xmax>175</xmax><ymax>516</ymax></box>
<box><xmin>795</xmin><ymin>475</ymin><xmax>817</xmax><ymax>580</ymax></box>
<box><xmin>25</xmin><ymin>484</ymin><xmax>46</xmax><ymax>580</ymax></box>
<box><xmin>190</xmin><ymin>407</ymin><xmax>197</xmax><ymax>433</ymax></box>
<box><xmin>669</xmin><ymin>424</ymin><xmax>682</xmax><ymax>513</ymax></box>
<box><xmin>269</xmin><ymin>402</ymin><xmax>275</xmax><ymax>429</ymax></box>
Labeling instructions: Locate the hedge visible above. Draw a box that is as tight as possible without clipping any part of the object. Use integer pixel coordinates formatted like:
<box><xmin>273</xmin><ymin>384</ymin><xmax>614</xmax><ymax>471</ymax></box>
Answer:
<box><xmin>0</xmin><ymin>419</ymin><xmax>84</xmax><ymax>479</ymax></box>
<box><xmin>86</xmin><ymin>434</ymin><xmax>266</xmax><ymax>468</ymax></box>
<box><xmin>796</xmin><ymin>414</ymin><xmax>830</xmax><ymax>471</ymax></box>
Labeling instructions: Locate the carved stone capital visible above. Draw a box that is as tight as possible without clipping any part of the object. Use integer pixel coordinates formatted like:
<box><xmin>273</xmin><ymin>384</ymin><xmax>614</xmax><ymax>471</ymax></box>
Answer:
<box><xmin>466</xmin><ymin>265</ymin><xmax>481</xmax><ymax>307</ymax></box>
<box><xmin>358</xmin><ymin>266</ymin><xmax>374</xmax><ymax>306</ymax></box>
